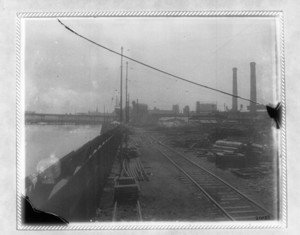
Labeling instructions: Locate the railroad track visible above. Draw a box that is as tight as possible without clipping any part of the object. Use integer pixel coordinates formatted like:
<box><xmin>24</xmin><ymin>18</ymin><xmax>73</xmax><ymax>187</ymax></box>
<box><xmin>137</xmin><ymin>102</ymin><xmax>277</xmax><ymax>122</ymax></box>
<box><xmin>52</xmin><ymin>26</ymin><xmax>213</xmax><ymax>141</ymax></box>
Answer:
<box><xmin>112</xmin><ymin>200</ymin><xmax>142</xmax><ymax>221</ymax></box>
<box><xmin>148</xmin><ymin>135</ymin><xmax>272</xmax><ymax>221</ymax></box>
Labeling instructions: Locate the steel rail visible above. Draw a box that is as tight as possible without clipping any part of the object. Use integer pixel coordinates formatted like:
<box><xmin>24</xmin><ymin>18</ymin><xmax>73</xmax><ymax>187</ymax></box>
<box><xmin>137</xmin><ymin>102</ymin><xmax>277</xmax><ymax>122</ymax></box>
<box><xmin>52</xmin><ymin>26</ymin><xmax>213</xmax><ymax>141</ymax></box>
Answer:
<box><xmin>136</xmin><ymin>200</ymin><xmax>143</xmax><ymax>221</ymax></box>
<box><xmin>157</xmin><ymin>140</ymin><xmax>272</xmax><ymax>217</ymax></box>
<box><xmin>111</xmin><ymin>201</ymin><xmax>143</xmax><ymax>221</ymax></box>
<box><xmin>112</xmin><ymin>201</ymin><xmax>118</xmax><ymax>221</ymax></box>
<box><xmin>156</xmin><ymin>148</ymin><xmax>234</xmax><ymax>221</ymax></box>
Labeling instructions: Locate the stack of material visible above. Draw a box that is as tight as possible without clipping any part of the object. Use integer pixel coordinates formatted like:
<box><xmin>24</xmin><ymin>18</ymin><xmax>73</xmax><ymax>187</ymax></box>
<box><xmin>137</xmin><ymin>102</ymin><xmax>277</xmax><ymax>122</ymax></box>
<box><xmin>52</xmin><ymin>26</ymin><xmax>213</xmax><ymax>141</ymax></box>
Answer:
<box><xmin>212</xmin><ymin>140</ymin><xmax>243</xmax><ymax>154</ymax></box>
<box><xmin>209</xmin><ymin>140</ymin><xmax>246</xmax><ymax>168</ymax></box>
<box><xmin>121</xmin><ymin>146</ymin><xmax>149</xmax><ymax>181</ymax></box>
<box><xmin>113</xmin><ymin>177</ymin><xmax>139</xmax><ymax>205</ymax></box>
<box><xmin>208</xmin><ymin>136</ymin><xmax>267</xmax><ymax>168</ymax></box>
<box><xmin>250</xmin><ymin>143</ymin><xmax>264</xmax><ymax>154</ymax></box>
<box><xmin>121</xmin><ymin>158</ymin><xmax>149</xmax><ymax>181</ymax></box>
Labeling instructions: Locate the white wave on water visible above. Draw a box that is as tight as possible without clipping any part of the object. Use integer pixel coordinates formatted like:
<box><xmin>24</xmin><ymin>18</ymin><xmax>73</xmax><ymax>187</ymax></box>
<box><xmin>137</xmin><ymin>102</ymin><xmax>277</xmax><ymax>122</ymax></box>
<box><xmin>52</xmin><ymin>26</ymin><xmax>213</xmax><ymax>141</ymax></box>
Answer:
<box><xmin>25</xmin><ymin>125</ymin><xmax>102</xmax><ymax>176</ymax></box>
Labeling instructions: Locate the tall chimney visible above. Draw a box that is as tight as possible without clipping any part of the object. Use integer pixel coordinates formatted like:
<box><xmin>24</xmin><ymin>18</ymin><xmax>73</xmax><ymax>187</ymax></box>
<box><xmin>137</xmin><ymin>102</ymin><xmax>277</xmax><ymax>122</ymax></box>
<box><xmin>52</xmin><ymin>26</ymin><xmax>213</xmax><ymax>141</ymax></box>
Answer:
<box><xmin>232</xmin><ymin>67</ymin><xmax>238</xmax><ymax>112</ymax></box>
<box><xmin>250</xmin><ymin>62</ymin><xmax>257</xmax><ymax>113</ymax></box>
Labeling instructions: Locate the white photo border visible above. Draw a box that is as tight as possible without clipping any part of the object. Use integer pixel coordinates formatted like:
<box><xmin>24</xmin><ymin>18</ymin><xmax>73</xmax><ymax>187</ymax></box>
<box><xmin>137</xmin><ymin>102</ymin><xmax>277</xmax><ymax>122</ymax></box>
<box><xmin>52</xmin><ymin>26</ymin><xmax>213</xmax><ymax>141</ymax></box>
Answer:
<box><xmin>16</xmin><ymin>11</ymin><xmax>286</xmax><ymax>230</ymax></box>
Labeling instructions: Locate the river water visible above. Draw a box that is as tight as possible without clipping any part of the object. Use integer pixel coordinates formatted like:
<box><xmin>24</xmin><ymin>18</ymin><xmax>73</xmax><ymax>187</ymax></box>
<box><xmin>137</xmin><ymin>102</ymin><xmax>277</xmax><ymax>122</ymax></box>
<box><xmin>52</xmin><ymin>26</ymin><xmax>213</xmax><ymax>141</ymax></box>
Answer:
<box><xmin>25</xmin><ymin>125</ymin><xmax>102</xmax><ymax>177</ymax></box>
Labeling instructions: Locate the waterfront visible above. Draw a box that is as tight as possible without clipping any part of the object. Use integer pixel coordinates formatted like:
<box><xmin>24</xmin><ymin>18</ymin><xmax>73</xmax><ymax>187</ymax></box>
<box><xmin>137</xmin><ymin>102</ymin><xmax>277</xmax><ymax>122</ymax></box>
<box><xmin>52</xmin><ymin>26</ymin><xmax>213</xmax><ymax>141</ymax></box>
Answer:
<box><xmin>25</xmin><ymin>124</ymin><xmax>102</xmax><ymax>177</ymax></box>
<box><xmin>21</xmin><ymin>16</ymin><xmax>282</xmax><ymax>224</ymax></box>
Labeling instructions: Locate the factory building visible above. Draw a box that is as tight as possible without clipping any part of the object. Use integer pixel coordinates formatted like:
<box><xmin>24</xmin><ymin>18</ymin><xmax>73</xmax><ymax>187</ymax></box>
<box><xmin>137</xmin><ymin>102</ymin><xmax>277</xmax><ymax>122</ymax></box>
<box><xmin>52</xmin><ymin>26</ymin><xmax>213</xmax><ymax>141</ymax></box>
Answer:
<box><xmin>183</xmin><ymin>105</ymin><xmax>190</xmax><ymax>116</ymax></box>
<box><xmin>196</xmin><ymin>102</ymin><xmax>217</xmax><ymax>113</ymax></box>
<box><xmin>172</xmin><ymin>104</ymin><xmax>180</xmax><ymax>115</ymax></box>
<box><xmin>131</xmin><ymin>101</ymin><xmax>148</xmax><ymax>123</ymax></box>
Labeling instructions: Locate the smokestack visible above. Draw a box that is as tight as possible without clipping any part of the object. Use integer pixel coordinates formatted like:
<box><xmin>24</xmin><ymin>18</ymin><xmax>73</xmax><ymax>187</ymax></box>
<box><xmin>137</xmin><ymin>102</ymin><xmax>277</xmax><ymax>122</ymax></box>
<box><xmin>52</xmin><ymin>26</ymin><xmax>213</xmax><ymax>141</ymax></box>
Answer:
<box><xmin>250</xmin><ymin>62</ymin><xmax>257</xmax><ymax>113</ymax></box>
<box><xmin>232</xmin><ymin>67</ymin><xmax>238</xmax><ymax>112</ymax></box>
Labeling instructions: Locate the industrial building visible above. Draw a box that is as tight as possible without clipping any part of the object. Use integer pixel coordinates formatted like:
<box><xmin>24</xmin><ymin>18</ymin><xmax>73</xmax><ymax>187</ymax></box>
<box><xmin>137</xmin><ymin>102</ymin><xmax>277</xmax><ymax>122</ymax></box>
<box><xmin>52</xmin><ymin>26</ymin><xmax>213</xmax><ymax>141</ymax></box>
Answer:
<box><xmin>196</xmin><ymin>102</ymin><xmax>217</xmax><ymax>113</ymax></box>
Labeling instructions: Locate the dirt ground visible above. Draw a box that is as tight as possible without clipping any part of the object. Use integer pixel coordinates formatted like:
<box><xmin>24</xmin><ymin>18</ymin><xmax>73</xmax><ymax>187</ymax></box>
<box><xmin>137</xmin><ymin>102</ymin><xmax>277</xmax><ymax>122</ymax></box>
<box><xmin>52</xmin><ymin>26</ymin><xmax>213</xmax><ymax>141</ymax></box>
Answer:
<box><xmin>138</xmin><ymin>140</ymin><xmax>227</xmax><ymax>221</ymax></box>
<box><xmin>97</xmin><ymin>126</ymin><xmax>279</xmax><ymax>222</ymax></box>
<box><xmin>146</xmin><ymin>128</ymin><xmax>279</xmax><ymax>219</ymax></box>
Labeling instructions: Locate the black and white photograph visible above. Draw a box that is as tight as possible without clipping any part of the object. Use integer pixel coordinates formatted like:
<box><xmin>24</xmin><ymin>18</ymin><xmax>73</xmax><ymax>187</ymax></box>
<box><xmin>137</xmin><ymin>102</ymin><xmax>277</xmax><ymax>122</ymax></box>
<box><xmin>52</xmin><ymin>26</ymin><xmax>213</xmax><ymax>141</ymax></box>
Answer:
<box><xmin>18</xmin><ymin>12</ymin><xmax>285</xmax><ymax>228</ymax></box>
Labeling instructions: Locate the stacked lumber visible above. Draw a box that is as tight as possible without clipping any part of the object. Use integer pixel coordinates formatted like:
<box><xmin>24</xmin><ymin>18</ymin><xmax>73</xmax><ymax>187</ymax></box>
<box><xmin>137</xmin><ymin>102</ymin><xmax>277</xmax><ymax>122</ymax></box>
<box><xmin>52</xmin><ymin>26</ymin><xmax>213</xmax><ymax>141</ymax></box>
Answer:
<box><xmin>211</xmin><ymin>140</ymin><xmax>243</xmax><ymax>155</ymax></box>
<box><xmin>209</xmin><ymin>140</ymin><xmax>246</xmax><ymax>168</ymax></box>
<box><xmin>208</xmin><ymin>138</ymin><xmax>266</xmax><ymax>168</ymax></box>
<box><xmin>121</xmin><ymin>158</ymin><xmax>149</xmax><ymax>181</ymax></box>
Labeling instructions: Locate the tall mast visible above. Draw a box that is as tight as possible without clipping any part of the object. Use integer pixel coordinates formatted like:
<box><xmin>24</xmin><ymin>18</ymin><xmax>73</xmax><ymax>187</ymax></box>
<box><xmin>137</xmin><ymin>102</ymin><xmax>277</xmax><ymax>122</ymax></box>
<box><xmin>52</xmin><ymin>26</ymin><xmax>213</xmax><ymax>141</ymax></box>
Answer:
<box><xmin>103</xmin><ymin>105</ymin><xmax>105</xmax><ymax>123</ymax></box>
<box><xmin>120</xmin><ymin>47</ymin><xmax>123</xmax><ymax>123</ymax></box>
<box><xmin>126</xmin><ymin>61</ymin><xmax>128</xmax><ymax>123</ymax></box>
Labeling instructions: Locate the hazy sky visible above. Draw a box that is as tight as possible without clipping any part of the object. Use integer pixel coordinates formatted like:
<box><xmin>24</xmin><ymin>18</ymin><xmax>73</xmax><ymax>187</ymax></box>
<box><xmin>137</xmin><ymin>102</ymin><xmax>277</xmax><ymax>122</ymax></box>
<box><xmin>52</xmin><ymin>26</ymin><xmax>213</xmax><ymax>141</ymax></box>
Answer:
<box><xmin>24</xmin><ymin>17</ymin><xmax>278</xmax><ymax>114</ymax></box>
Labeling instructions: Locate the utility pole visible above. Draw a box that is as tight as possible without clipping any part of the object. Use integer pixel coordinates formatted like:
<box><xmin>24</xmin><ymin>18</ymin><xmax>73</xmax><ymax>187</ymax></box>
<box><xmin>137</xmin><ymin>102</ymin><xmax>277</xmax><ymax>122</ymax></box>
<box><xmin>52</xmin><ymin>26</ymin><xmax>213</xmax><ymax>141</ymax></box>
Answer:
<box><xmin>103</xmin><ymin>105</ymin><xmax>105</xmax><ymax>123</ymax></box>
<box><xmin>120</xmin><ymin>47</ymin><xmax>123</xmax><ymax>124</ymax></box>
<box><xmin>119</xmin><ymin>47</ymin><xmax>124</xmax><ymax>177</ymax></box>
<box><xmin>137</xmin><ymin>99</ymin><xmax>139</xmax><ymax>123</ymax></box>
<box><xmin>127</xmin><ymin>93</ymin><xmax>130</xmax><ymax>123</ymax></box>
<box><xmin>125</xmin><ymin>61</ymin><xmax>129</xmax><ymax>123</ymax></box>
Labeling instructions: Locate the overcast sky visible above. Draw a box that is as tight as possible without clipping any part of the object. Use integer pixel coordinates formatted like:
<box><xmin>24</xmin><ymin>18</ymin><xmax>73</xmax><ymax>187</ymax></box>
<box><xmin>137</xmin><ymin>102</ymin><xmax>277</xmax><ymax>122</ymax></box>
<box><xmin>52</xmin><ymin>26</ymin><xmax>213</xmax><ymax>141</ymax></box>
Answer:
<box><xmin>24</xmin><ymin>17</ymin><xmax>278</xmax><ymax>114</ymax></box>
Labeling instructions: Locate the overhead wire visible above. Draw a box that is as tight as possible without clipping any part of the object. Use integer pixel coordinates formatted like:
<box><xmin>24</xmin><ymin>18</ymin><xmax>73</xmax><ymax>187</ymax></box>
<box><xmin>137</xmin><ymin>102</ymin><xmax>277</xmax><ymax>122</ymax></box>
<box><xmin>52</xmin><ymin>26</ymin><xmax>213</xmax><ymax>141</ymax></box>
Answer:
<box><xmin>57</xmin><ymin>19</ymin><xmax>263</xmax><ymax>106</ymax></box>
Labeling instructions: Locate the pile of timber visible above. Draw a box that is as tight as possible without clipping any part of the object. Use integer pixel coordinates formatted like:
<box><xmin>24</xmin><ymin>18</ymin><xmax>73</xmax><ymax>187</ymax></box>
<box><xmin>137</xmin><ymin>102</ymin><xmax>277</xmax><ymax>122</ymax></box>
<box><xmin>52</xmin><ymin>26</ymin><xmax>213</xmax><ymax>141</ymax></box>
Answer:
<box><xmin>211</xmin><ymin>140</ymin><xmax>243</xmax><ymax>154</ymax></box>
<box><xmin>208</xmin><ymin>138</ymin><xmax>265</xmax><ymax>168</ymax></box>
<box><xmin>121</xmin><ymin>158</ymin><xmax>149</xmax><ymax>181</ymax></box>
<box><xmin>121</xmin><ymin>147</ymin><xmax>149</xmax><ymax>181</ymax></box>
<box><xmin>210</xmin><ymin>140</ymin><xmax>246</xmax><ymax>168</ymax></box>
